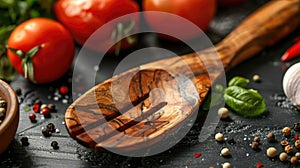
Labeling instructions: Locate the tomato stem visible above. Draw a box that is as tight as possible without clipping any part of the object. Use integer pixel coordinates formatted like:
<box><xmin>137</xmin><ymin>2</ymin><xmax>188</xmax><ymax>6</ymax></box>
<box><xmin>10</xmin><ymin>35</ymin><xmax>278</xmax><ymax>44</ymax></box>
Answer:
<box><xmin>8</xmin><ymin>45</ymin><xmax>41</xmax><ymax>83</ymax></box>
<box><xmin>111</xmin><ymin>20</ymin><xmax>136</xmax><ymax>55</ymax></box>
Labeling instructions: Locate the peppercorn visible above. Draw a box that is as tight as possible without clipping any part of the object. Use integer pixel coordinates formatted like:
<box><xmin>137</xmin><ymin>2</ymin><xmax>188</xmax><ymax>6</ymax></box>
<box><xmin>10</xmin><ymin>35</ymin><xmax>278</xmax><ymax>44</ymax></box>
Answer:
<box><xmin>227</xmin><ymin>136</ymin><xmax>235</xmax><ymax>144</ymax></box>
<box><xmin>15</xmin><ymin>88</ymin><xmax>22</xmax><ymax>96</ymax></box>
<box><xmin>221</xmin><ymin>148</ymin><xmax>230</xmax><ymax>157</ymax></box>
<box><xmin>59</xmin><ymin>86</ymin><xmax>69</xmax><ymax>95</ymax></box>
<box><xmin>253</xmin><ymin>74</ymin><xmax>261</xmax><ymax>82</ymax></box>
<box><xmin>20</xmin><ymin>137</ymin><xmax>29</xmax><ymax>146</ymax></box>
<box><xmin>32</xmin><ymin>103</ymin><xmax>40</xmax><ymax>113</ymax></box>
<box><xmin>284</xmin><ymin>145</ymin><xmax>293</xmax><ymax>154</ymax></box>
<box><xmin>29</xmin><ymin>113</ymin><xmax>36</xmax><ymax>122</ymax></box>
<box><xmin>279</xmin><ymin>152</ymin><xmax>288</xmax><ymax>162</ymax></box>
<box><xmin>251</xmin><ymin>141</ymin><xmax>259</xmax><ymax>150</ymax></box>
<box><xmin>294</xmin><ymin>123</ymin><xmax>300</xmax><ymax>131</ymax></box>
<box><xmin>253</xmin><ymin>136</ymin><xmax>260</xmax><ymax>143</ymax></box>
<box><xmin>295</xmin><ymin>152</ymin><xmax>300</xmax><ymax>159</ymax></box>
<box><xmin>222</xmin><ymin>162</ymin><xmax>231</xmax><ymax>168</ymax></box>
<box><xmin>218</xmin><ymin>107</ymin><xmax>229</xmax><ymax>119</ymax></box>
<box><xmin>51</xmin><ymin>141</ymin><xmax>59</xmax><ymax>150</ymax></box>
<box><xmin>48</xmin><ymin>104</ymin><xmax>56</xmax><ymax>111</ymax></box>
<box><xmin>42</xmin><ymin>127</ymin><xmax>51</xmax><ymax>137</ymax></box>
<box><xmin>40</xmin><ymin>104</ymin><xmax>48</xmax><ymax>110</ymax></box>
<box><xmin>41</xmin><ymin>107</ymin><xmax>51</xmax><ymax>117</ymax></box>
<box><xmin>266</xmin><ymin>147</ymin><xmax>277</xmax><ymax>158</ymax></box>
<box><xmin>215</xmin><ymin>133</ymin><xmax>224</xmax><ymax>142</ymax></box>
<box><xmin>291</xmin><ymin>156</ymin><xmax>298</xmax><ymax>165</ymax></box>
<box><xmin>47</xmin><ymin>123</ymin><xmax>56</xmax><ymax>133</ymax></box>
<box><xmin>295</xmin><ymin>140</ymin><xmax>300</xmax><ymax>149</ymax></box>
<box><xmin>267</xmin><ymin>133</ymin><xmax>275</xmax><ymax>142</ymax></box>
<box><xmin>280</xmin><ymin>140</ymin><xmax>289</xmax><ymax>148</ymax></box>
<box><xmin>282</xmin><ymin>127</ymin><xmax>291</xmax><ymax>137</ymax></box>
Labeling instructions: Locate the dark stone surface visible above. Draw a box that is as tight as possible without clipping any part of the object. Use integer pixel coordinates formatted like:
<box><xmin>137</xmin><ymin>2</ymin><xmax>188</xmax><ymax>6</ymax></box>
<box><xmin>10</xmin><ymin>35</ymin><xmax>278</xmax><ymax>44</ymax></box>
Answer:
<box><xmin>1</xmin><ymin>0</ymin><xmax>300</xmax><ymax>167</ymax></box>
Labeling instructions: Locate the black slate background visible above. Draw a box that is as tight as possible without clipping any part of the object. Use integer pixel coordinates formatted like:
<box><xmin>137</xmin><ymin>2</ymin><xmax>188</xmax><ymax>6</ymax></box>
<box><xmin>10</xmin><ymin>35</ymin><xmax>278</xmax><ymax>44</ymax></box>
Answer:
<box><xmin>2</xmin><ymin>0</ymin><xmax>300</xmax><ymax>167</ymax></box>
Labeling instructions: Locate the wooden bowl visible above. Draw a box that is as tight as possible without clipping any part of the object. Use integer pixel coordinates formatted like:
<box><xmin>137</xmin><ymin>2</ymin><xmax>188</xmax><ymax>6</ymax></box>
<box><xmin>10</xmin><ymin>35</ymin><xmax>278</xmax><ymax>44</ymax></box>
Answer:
<box><xmin>0</xmin><ymin>80</ymin><xmax>19</xmax><ymax>154</ymax></box>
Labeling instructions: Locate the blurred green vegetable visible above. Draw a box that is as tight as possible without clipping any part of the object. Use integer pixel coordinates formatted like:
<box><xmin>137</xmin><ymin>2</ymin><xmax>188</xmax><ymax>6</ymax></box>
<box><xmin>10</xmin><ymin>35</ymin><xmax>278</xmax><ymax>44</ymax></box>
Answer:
<box><xmin>0</xmin><ymin>0</ymin><xmax>54</xmax><ymax>81</ymax></box>
<box><xmin>224</xmin><ymin>86</ymin><xmax>266</xmax><ymax>117</ymax></box>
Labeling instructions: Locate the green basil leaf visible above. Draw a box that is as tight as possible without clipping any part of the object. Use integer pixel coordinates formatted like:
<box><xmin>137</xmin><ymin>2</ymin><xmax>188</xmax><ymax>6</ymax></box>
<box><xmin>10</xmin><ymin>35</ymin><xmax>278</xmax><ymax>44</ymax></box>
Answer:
<box><xmin>228</xmin><ymin>76</ymin><xmax>249</xmax><ymax>88</ymax></box>
<box><xmin>224</xmin><ymin>86</ymin><xmax>266</xmax><ymax>117</ymax></box>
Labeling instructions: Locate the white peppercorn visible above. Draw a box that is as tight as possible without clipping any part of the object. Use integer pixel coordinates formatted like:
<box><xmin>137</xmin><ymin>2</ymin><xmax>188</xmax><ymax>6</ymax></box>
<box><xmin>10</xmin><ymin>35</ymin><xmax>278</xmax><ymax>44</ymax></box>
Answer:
<box><xmin>218</xmin><ymin>107</ymin><xmax>229</xmax><ymax>119</ymax></box>
<box><xmin>221</xmin><ymin>148</ymin><xmax>230</xmax><ymax>157</ymax></box>
<box><xmin>215</xmin><ymin>133</ymin><xmax>224</xmax><ymax>142</ymax></box>
<box><xmin>222</xmin><ymin>162</ymin><xmax>231</xmax><ymax>168</ymax></box>
<box><xmin>266</xmin><ymin>147</ymin><xmax>277</xmax><ymax>158</ymax></box>
<box><xmin>279</xmin><ymin>152</ymin><xmax>288</xmax><ymax>162</ymax></box>
<box><xmin>41</xmin><ymin>104</ymin><xmax>48</xmax><ymax>110</ymax></box>
<box><xmin>282</xmin><ymin>127</ymin><xmax>291</xmax><ymax>137</ymax></box>
<box><xmin>295</xmin><ymin>152</ymin><xmax>300</xmax><ymax>159</ymax></box>
<box><xmin>253</xmin><ymin>74</ymin><xmax>261</xmax><ymax>82</ymax></box>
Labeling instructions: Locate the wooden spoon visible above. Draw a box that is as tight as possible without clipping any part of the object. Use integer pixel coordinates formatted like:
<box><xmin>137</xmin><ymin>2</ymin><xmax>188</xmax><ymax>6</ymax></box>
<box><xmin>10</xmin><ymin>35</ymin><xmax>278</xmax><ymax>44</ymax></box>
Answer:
<box><xmin>65</xmin><ymin>0</ymin><xmax>300</xmax><ymax>153</ymax></box>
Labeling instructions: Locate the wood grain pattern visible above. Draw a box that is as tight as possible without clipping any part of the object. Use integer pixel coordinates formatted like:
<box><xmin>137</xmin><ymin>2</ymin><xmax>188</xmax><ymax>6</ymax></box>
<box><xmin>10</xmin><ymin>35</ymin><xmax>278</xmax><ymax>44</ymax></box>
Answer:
<box><xmin>65</xmin><ymin>0</ymin><xmax>300</xmax><ymax>151</ymax></box>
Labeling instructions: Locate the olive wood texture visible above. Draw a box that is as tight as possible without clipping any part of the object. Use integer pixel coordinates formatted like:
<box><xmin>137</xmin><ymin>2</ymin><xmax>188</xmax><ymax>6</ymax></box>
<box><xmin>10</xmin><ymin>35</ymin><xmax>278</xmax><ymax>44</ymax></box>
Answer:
<box><xmin>65</xmin><ymin>0</ymin><xmax>300</xmax><ymax>152</ymax></box>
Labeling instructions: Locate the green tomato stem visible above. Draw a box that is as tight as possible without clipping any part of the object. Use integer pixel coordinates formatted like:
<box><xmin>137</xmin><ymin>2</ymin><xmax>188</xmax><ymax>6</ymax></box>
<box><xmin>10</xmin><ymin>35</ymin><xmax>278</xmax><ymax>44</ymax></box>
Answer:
<box><xmin>8</xmin><ymin>45</ymin><xmax>41</xmax><ymax>83</ymax></box>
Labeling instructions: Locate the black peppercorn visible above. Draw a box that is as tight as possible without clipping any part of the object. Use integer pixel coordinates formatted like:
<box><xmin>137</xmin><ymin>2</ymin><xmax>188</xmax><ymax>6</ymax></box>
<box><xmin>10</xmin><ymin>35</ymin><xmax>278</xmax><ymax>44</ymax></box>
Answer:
<box><xmin>51</xmin><ymin>141</ymin><xmax>59</xmax><ymax>150</ymax></box>
<box><xmin>47</xmin><ymin>123</ymin><xmax>56</xmax><ymax>133</ymax></box>
<box><xmin>42</xmin><ymin>127</ymin><xmax>51</xmax><ymax>137</ymax></box>
<box><xmin>294</xmin><ymin>123</ymin><xmax>300</xmax><ymax>132</ymax></box>
<box><xmin>21</xmin><ymin>137</ymin><xmax>29</xmax><ymax>146</ymax></box>
<box><xmin>15</xmin><ymin>88</ymin><xmax>22</xmax><ymax>96</ymax></box>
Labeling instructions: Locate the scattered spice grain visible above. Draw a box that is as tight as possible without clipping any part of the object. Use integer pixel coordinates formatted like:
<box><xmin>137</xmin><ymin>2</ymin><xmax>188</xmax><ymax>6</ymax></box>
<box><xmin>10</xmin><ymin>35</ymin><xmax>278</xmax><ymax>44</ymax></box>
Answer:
<box><xmin>295</xmin><ymin>140</ymin><xmax>300</xmax><ymax>149</ymax></box>
<box><xmin>282</xmin><ymin>127</ymin><xmax>291</xmax><ymax>137</ymax></box>
<box><xmin>222</xmin><ymin>162</ymin><xmax>231</xmax><ymax>168</ymax></box>
<box><xmin>29</xmin><ymin>113</ymin><xmax>36</xmax><ymax>122</ymax></box>
<box><xmin>215</xmin><ymin>133</ymin><xmax>224</xmax><ymax>142</ymax></box>
<box><xmin>47</xmin><ymin>123</ymin><xmax>56</xmax><ymax>133</ymax></box>
<box><xmin>284</xmin><ymin>145</ymin><xmax>293</xmax><ymax>154</ymax></box>
<box><xmin>279</xmin><ymin>152</ymin><xmax>288</xmax><ymax>162</ymax></box>
<box><xmin>253</xmin><ymin>136</ymin><xmax>260</xmax><ymax>143</ymax></box>
<box><xmin>255</xmin><ymin>162</ymin><xmax>263</xmax><ymax>168</ymax></box>
<box><xmin>20</xmin><ymin>137</ymin><xmax>29</xmax><ymax>146</ymax></box>
<box><xmin>253</xmin><ymin>74</ymin><xmax>261</xmax><ymax>82</ymax></box>
<box><xmin>266</xmin><ymin>147</ymin><xmax>277</xmax><ymax>158</ymax></box>
<box><xmin>295</xmin><ymin>152</ymin><xmax>300</xmax><ymax>159</ymax></box>
<box><xmin>251</xmin><ymin>141</ymin><xmax>259</xmax><ymax>150</ymax></box>
<box><xmin>221</xmin><ymin>148</ymin><xmax>230</xmax><ymax>157</ymax></box>
<box><xmin>193</xmin><ymin>153</ymin><xmax>201</xmax><ymax>158</ymax></box>
<box><xmin>280</xmin><ymin>140</ymin><xmax>289</xmax><ymax>148</ymax></box>
<box><xmin>218</xmin><ymin>107</ymin><xmax>229</xmax><ymax>119</ymax></box>
<box><xmin>42</xmin><ymin>127</ymin><xmax>51</xmax><ymax>137</ymax></box>
<box><xmin>267</xmin><ymin>133</ymin><xmax>275</xmax><ymax>142</ymax></box>
<box><xmin>291</xmin><ymin>156</ymin><xmax>298</xmax><ymax>165</ymax></box>
<box><xmin>51</xmin><ymin>141</ymin><xmax>59</xmax><ymax>150</ymax></box>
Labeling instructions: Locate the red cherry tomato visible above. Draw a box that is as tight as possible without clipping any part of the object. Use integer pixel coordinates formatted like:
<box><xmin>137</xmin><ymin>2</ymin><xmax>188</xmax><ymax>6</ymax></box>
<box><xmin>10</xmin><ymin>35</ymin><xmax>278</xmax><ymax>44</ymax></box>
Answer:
<box><xmin>54</xmin><ymin>0</ymin><xmax>140</xmax><ymax>54</ymax></box>
<box><xmin>143</xmin><ymin>0</ymin><xmax>217</xmax><ymax>40</ymax></box>
<box><xmin>7</xmin><ymin>18</ymin><xmax>75</xmax><ymax>84</ymax></box>
<box><xmin>218</xmin><ymin>0</ymin><xmax>247</xmax><ymax>6</ymax></box>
